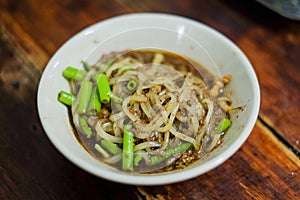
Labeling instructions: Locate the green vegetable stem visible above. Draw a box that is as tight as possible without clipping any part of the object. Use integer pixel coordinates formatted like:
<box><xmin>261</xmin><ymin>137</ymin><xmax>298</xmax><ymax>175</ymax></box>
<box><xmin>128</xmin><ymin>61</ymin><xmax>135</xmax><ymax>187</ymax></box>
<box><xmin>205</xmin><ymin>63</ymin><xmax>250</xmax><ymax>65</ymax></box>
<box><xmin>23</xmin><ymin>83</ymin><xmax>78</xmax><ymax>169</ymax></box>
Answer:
<box><xmin>101</xmin><ymin>139</ymin><xmax>122</xmax><ymax>155</ymax></box>
<box><xmin>79</xmin><ymin>116</ymin><xmax>92</xmax><ymax>138</ymax></box>
<box><xmin>122</xmin><ymin>125</ymin><xmax>134</xmax><ymax>171</ymax></box>
<box><xmin>108</xmin><ymin>93</ymin><xmax>123</xmax><ymax>103</ymax></box>
<box><xmin>95</xmin><ymin>73</ymin><xmax>122</xmax><ymax>104</ymax></box>
<box><xmin>216</xmin><ymin>118</ymin><xmax>232</xmax><ymax>134</ymax></box>
<box><xmin>63</xmin><ymin>66</ymin><xmax>87</xmax><ymax>80</ymax></box>
<box><xmin>77</xmin><ymin>80</ymin><xmax>93</xmax><ymax>114</ymax></box>
<box><xmin>87</xmin><ymin>86</ymin><xmax>101</xmax><ymax>115</ymax></box>
<box><xmin>58</xmin><ymin>90</ymin><xmax>75</xmax><ymax>106</ymax></box>
<box><xmin>82</xmin><ymin>61</ymin><xmax>91</xmax><ymax>71</ymax></box>
<box><xmin>134</xmin><ymin>151</ymin><xmax>143</xmax><ymax>166</ymax></box>
<box><xmin>150</xmin><ymin>143</ymin><xmax>192</xmax><ymax>165</ymax></box>
<box><xmin>127</xmin><ymin>79</ymin><xmax>138</xmax><ymax>91</ymax></box>
<box><xmin>94</xmin><ymin>144</ymin><xmax>110</xmax><ymax>158</ymax></box>
<box><xmin>95</xmin><ymin>73</ymin><xmax>111</xmax><ymax>104</ymax></box>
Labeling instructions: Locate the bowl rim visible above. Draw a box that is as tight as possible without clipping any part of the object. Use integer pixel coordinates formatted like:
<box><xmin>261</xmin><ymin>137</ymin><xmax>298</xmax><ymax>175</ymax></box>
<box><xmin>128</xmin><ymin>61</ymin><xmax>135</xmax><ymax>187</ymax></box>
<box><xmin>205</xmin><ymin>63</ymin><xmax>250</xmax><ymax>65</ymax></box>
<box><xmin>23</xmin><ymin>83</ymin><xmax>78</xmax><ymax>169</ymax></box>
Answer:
<box><xmin>37</xmin><ymin>12</ymin><xmax>260</xmax><ymax>185</ymax></box>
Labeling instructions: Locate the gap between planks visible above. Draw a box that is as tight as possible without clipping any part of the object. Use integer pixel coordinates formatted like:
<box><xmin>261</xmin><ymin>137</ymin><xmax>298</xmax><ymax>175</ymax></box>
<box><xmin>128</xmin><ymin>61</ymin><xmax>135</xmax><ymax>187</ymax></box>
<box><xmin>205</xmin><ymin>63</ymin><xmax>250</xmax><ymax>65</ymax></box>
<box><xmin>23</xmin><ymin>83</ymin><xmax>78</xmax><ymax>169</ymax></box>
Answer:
<box><xmin>258</xmin><ymin>116</ymin><xmax>300</xmax><ymax>162</ymax></box>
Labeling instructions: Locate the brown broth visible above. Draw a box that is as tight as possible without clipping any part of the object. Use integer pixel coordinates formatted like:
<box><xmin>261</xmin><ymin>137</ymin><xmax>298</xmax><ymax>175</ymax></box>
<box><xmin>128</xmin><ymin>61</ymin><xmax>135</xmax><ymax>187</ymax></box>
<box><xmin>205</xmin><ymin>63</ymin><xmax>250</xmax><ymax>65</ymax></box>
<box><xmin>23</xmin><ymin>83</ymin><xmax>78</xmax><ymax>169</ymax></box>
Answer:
<box><xmin>70</xmin><ymin>49</ymin><xmax>228</xmax><ymax>174</ymax></box>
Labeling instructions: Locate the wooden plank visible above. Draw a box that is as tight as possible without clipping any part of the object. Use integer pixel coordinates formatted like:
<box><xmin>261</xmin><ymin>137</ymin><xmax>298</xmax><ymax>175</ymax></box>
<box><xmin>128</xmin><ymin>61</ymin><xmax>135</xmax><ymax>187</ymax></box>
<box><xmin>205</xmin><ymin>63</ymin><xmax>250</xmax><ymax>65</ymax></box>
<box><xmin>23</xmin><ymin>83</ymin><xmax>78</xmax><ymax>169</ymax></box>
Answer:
<box><xmin>138</xmin><ymin>121</ymin><xmax>300</xmax><ymax>199</ymax></box>
<box><xmin>0</xmin><ymin>0</ymin><xmax>126</xmax><ymax>57</ymax></box>
<box><xmin>2</xmin><ymin>1</ymin><xmax>299</xmax><ymax>150</ymax></box>
<box><xmin>236</xmin><ymin>25</ymin><xmax>300</xmax><ymax>153</ymax></box>
<box><xmin>0</xmin><ymin>27</ymin><xmax>139</xmax><ymax>200</ymax></box>
<box><xmin>115</xmin><ymin>0</ymin><xmax>300</xmax><ymax>152</ymax></box>
<box><xmin>217</xmin><ymin>0</ymin><xmax>300</xmax><ymax>154</ymax></box>
<box><xmin>0</xmin><ymin>10</ymin><xmax>48</xmax><ymax>73</ymax></box>
<box><xmin>0</xmin><ymin>0</ymin><xmax>299</xmax><ymax>199</ymax></box>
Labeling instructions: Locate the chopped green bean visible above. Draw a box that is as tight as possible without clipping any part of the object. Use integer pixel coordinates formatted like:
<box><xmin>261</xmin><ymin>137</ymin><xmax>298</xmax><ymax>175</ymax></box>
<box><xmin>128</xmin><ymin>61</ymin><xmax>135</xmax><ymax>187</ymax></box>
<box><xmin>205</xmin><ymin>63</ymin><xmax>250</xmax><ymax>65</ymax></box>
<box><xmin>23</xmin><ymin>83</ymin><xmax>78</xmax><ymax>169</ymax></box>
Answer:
<box><xmin>126</xmin><ymin>79</ymin><xmax>138</xmax><ymax>91</ymax></box>
<box><xmin>63</xmin><ymin>66</ymin><xmax>87</xmax><ymax>80</ymax></box>
<box><xmin>101</xmin><ymin>139</ymin><xmax>122</xmax><ymax>155</ymax></box>
<box><xmin>216</xmin><ymin>118</ymin><xmax>232</xmax><ymax>134</ymax></box>
<box><xmin>108</xmin><ymin>93</ymin><xmax>123</xmax><ymax>103</ymax></box>
<box><xmin>58</xmin><ymin>90</ymin><xmax>75</xmax><ymax>106</ymax></box>
<box><xmin>95</xmin><ymin>73</ymin><xmax>111</xmax><ymax>104</ymax></box>
<box><xmin>79</xmin><ymin>116</ymin><xmax>92</xmax><ymax>138</ymax></box>
<box><xmin>82</xmin><ymin>61</ymin><xmax>91</xmax><ymax>71</ymax></box>
<box><xmin>87</xmin><ymin>86</ymin><xmax>101</xmax><ymax>115</ymax></box>
<box><xmin>134</xmin><ymin>152</ymin><xmax>143</xmax><ymax>166</ymax></box>
<box><xmin>94</xmin><ymin>144</ymin><xmax>110</xmax><ymax>158</ymax></box>
<box><xmin>94</xmin><ymin>73</ymin><xmax>122</xmax><ymax>103</ymax></box>
<box><xmin>122</xmin><ymin>125</ymin><xmax>134</xmax><ymax>171</ymax></box>
<box><xmin>77</xmin><ymin>80</ymin><xmax>93</xmax><ymax>114</ymax></box>
<box><xmin>150</xmin><ymin>143</ymin><xmax>192</xmax><ymax>166</ymax></box>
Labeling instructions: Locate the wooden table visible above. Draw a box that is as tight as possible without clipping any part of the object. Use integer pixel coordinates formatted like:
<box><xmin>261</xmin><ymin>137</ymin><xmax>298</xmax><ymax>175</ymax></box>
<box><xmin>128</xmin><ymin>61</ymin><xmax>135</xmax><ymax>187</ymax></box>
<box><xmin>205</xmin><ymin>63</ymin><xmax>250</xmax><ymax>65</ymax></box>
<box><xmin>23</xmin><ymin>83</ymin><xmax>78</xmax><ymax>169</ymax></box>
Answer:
<box><xmin>0</xmin><ymin>0</ymin><xmax>299</xmax><ymax>199</ymax></box>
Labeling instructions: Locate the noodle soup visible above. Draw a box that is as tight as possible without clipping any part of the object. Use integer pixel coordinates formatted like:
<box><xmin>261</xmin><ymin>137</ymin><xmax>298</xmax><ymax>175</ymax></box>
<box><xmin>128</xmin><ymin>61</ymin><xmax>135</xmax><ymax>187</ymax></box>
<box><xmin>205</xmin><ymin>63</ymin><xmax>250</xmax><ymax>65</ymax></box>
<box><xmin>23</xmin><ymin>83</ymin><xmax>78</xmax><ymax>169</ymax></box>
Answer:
<box><xmin>58</xmin><ymin>49</ymin><xmax>234</xmax><ymax>173</ymax></box>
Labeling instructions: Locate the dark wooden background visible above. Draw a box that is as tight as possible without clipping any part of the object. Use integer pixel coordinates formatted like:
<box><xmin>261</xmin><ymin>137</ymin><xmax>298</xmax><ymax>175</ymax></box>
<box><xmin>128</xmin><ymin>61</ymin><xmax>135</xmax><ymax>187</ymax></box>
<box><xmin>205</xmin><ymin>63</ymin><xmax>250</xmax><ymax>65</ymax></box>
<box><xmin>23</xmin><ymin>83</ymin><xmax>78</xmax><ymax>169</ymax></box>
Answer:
<box><xmin>0</xmin><ymin>0</ymin><xmax>299</xmax><ymax>199</ymax></box>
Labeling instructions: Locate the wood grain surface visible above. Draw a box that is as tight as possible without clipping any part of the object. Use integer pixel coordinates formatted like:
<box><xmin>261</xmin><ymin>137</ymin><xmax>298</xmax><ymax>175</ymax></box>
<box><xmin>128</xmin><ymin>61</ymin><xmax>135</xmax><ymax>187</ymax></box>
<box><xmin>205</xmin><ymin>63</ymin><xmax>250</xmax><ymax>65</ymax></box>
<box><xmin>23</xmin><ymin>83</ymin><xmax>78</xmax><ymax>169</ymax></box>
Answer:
<box><xmin>0</xmin><ymin>0</ymin><xmax>299</xmax><ymax>199</ymax></box>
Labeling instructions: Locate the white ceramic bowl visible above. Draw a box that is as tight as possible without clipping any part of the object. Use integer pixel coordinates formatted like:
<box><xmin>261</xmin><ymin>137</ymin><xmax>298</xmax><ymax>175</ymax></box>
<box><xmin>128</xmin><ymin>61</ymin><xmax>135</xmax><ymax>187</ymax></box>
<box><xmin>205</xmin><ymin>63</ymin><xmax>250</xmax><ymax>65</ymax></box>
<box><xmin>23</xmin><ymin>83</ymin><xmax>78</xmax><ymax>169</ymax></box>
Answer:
<box><xmin>37</xmin><ymin>13</ymin><xmax>260</xmax><ymax>185</ymax></box>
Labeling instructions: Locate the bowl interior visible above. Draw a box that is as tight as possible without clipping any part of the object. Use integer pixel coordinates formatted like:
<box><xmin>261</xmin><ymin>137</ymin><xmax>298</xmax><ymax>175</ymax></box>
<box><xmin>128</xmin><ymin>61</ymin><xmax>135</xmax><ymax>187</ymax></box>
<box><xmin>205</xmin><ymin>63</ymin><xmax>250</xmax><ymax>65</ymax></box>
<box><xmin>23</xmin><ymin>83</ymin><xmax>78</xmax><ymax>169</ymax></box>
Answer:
<box><xmin>37</xmin><ymin>13</ymin><xmax>260</xmax><ymax>185</ymax></box>
<box><xmin>85</xmin><ymin>27</ymin><xmax>221</xmax><ymax>78</ymax></box>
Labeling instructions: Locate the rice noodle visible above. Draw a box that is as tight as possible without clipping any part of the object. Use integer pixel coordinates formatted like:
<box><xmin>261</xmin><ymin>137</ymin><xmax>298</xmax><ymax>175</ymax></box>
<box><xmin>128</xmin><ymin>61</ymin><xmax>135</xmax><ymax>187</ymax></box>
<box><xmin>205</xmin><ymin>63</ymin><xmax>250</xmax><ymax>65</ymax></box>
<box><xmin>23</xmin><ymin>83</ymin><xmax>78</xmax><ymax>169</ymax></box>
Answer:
<box><xmin>169</xmin><ymin>127</ymin><xmax>199</xmax><ymax>150</ymax></box>
<box><xmin>103</xmin><ymin>153</ymin><xmax>122</xmax><ymax>164</ymax></box>
<box><xmin>71</xmin><ymin>50</ymin><xmax>231</xmax><ymax>173</ymax></box>
<box><xmin>134</xmin><ymin>141</ymin><xmax>161</xmax><ymax>151</ymax></box>
<box><xmin>95</xmin><ymin>122</ymin><xmax>123</xmax><ymax>143</ymax></box>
